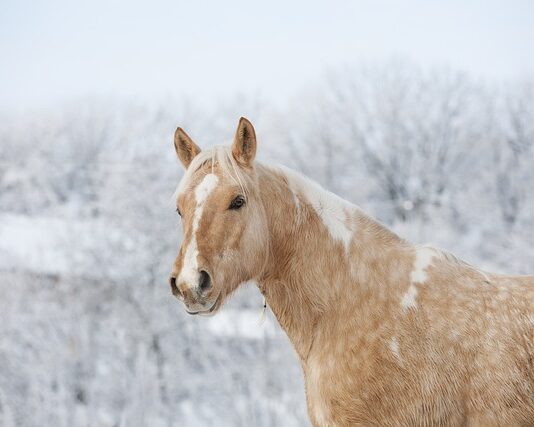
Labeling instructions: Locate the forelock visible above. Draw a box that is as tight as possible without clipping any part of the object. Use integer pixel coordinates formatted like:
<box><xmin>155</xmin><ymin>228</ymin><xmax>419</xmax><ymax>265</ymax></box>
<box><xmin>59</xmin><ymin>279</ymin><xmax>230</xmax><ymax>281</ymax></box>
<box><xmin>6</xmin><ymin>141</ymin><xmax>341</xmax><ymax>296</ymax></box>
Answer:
<box><xmin>173</xmin><ymin>145</ymin><xmax>250</xmax><ymax>202</ymax></box>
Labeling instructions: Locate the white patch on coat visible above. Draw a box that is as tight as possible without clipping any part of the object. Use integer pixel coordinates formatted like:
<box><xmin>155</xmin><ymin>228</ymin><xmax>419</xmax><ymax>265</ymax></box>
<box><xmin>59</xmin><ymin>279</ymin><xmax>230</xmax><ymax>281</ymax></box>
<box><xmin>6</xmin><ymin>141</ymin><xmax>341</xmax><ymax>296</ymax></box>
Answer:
<box><xmin>178</xmin><ymin>173</ymin><xmax>219</xmax><ymax>288</ymax></box>
<box><xmin>389</xmin><ymin>337</ymin><xmax>402</xmax><ymax>361</ymax></box>
<box><xmin>279</xmin><ymin>166</ymin><xmax>355</xmax><ymax>250</ymax></box>
<box><xmin>290</xmin><ymin>188</ymin><xmax>302</xmax><ymax>224</ymax></box>
<box><xmin>411</xmin><ymin>246</ymin><xmax>437</xmax><ymax>284</ymax></box>
<box><xmin>306</xmin><ymin>356</ymin><xmax>332</xmax><ymax>427</ymax></box>
<box><xmin>401</xmin><ymin>246</ymin><xmax>437</xmax><ymax>310</ymax></box>
<box><xmin>401</xmin><ymin>285</ymin><xmax>418</xmax><ymax>310</ymax></box>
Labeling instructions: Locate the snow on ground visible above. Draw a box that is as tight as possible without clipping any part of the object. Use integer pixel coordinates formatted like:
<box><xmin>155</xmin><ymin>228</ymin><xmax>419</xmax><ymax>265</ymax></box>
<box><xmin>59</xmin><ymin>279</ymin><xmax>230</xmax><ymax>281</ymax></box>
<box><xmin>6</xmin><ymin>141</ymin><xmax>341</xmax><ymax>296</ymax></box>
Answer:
<box><xmin>205</xmin><ymin>309</ymin><xmax>278</xmax><ymax>339</ymax></box>
<box><xmin>0</xmin><ymin>214</ymin><xmax>127</xmax><ymax>276</ymax></box>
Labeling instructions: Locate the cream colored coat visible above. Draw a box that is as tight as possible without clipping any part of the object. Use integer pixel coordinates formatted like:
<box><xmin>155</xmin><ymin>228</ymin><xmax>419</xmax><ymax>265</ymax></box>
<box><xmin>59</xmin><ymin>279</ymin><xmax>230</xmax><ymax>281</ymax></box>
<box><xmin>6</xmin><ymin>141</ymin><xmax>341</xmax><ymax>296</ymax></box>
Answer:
<box><xmin>170</xmin><ymin>118</ymin><xmax>534</xmax><ymax>426</ymax></box>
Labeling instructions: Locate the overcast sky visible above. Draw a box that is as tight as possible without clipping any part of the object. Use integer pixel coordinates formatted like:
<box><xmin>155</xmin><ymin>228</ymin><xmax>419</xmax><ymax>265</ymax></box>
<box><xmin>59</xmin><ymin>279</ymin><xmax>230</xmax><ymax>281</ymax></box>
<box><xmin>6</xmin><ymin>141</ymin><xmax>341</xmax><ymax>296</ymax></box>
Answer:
<box><xmin>1</xmin><ymin>0</ymin><xmax>533</xmax><ymax>111</ymax></box>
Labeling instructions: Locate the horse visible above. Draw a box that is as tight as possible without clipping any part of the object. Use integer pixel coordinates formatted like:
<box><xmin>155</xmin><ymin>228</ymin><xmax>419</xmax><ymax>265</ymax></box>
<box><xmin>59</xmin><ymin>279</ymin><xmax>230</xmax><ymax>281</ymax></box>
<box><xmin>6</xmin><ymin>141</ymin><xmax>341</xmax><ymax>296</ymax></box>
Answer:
<box><xmin>168</xmin><ymin>117</ymin><xmax>534</xmax><ymax>426</ymax></box>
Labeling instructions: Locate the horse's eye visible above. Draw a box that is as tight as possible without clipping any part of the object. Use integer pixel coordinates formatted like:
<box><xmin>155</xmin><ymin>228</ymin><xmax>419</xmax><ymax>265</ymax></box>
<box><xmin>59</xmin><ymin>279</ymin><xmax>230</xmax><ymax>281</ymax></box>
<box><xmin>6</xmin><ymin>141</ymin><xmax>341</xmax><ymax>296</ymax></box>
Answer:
<box><xmin>229</xmin><ymin>195</ymin><xmax>246</xmax><ymax>210</ymax></box>
<box><xmin>176</xmin><ymin>208</ymin><xmax>182</xmax><ymax>217</ymax></box>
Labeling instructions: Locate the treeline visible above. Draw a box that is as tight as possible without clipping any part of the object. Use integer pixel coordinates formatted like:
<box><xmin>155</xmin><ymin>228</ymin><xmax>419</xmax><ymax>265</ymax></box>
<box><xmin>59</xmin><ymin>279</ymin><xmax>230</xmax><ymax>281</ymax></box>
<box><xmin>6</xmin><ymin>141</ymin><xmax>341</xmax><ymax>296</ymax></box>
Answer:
<box><xmin>0</xmin><ymin>62</ymin><xmax>533</xmax><ymax>426</ymax></box>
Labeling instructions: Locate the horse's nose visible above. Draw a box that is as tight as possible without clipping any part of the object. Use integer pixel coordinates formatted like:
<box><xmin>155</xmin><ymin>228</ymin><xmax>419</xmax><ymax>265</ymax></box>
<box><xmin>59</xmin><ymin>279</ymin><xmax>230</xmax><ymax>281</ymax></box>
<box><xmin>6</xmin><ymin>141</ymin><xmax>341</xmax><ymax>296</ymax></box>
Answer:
<box><xmin>169</xmin><ymin>270</ymin><xmax>211</xmax><ymax>302</ymax></box>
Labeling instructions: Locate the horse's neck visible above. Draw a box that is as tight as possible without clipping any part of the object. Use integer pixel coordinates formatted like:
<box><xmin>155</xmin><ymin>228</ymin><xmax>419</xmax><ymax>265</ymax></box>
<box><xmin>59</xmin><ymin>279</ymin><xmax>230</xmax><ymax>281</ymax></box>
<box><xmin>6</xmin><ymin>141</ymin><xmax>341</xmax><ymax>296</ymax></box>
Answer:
<box><xmin>255</xmin><ymin>164</ymin><xmax>407</xmax><ymax>360</ymax></box>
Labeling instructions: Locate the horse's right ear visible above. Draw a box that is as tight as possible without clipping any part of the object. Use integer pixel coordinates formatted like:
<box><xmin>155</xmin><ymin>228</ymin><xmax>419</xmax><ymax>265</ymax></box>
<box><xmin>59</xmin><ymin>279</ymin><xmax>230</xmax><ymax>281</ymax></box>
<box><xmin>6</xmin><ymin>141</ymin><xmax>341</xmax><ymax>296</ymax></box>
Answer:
<box><xmin>174</xmin><ymin>127</ymin><xmax>201</xmax><ymax>169</ymax></box>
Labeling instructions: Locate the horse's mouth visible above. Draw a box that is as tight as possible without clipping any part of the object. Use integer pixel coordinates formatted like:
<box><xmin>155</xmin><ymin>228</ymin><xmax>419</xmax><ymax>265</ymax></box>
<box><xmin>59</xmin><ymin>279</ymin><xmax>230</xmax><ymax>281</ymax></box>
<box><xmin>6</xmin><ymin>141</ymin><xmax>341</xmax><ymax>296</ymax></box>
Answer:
<box><xmin>186</xmin><ymin>293</ymin><xmax>222</xmax><ymax>316</ymax></box>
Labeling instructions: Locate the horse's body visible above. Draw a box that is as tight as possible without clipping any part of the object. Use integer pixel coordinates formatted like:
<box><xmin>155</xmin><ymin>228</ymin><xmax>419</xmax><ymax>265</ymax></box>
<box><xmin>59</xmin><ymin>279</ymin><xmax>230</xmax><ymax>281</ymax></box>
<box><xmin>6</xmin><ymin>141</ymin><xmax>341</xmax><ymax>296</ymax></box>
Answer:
<box><xmin>169</xmin><ymin>118</ymin><xmax>534</xmax><ymax>426</ymax></box>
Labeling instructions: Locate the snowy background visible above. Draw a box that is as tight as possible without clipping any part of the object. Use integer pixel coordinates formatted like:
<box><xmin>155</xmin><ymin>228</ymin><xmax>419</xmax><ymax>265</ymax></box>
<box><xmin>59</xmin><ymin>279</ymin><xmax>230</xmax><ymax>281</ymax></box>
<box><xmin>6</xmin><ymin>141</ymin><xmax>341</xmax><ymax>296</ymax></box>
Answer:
<box><xmin>1</xmin><ymin>1</ymin><xmax>534</xmax><ymax>426</ymax></box>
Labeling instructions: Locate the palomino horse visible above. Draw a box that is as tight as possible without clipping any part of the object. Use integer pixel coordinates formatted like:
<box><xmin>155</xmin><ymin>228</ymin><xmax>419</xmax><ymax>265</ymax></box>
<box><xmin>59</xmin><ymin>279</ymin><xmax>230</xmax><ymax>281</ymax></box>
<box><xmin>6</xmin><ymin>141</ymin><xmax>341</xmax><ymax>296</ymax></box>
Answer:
<box><xmin>168</xmin><ymin>118</ymin><xmax>534</xmax><ymax>426</ymax></box>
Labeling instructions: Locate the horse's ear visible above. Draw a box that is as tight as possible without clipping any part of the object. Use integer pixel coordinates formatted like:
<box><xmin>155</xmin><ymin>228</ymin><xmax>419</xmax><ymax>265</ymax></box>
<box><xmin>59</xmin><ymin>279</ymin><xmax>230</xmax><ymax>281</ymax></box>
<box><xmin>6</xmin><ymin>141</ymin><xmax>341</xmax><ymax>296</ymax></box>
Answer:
<box><xmin>232</xmin><ymin>117</ymin><xmax>257</xmax><ymax>167</ymax></box>
<box><xmin>174</xmin><ymin>127</ymin><xmax>201</xmax><ymax>169</ymax></box>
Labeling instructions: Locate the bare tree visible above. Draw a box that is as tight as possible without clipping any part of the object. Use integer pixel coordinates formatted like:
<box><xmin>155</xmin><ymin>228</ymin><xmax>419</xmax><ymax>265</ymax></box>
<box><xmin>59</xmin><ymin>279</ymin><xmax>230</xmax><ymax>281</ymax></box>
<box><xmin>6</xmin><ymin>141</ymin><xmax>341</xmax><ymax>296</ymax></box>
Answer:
<box><xmin>493</xmin><ymin>81</ymin><xmax>534</xmax><ymax>228</ymax></box>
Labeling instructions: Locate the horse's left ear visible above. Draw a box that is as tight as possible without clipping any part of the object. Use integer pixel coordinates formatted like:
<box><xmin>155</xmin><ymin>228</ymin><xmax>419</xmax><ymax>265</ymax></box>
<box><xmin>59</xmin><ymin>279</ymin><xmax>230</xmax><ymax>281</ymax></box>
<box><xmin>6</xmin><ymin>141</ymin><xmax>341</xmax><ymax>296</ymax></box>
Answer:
<box><xmin>232</xmin><ymin>117</ymin><xmax>257</xmax><ymax>167</ymax></box>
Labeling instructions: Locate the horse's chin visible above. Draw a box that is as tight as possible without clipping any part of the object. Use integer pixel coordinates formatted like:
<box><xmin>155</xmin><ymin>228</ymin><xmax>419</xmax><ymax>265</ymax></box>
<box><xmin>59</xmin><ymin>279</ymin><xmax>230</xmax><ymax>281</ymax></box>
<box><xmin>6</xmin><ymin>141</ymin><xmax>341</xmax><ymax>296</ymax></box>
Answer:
<box><xmin>186</xmin><ymin>293</ymin><xmax>223</xmax><ymax>317</ymax></box>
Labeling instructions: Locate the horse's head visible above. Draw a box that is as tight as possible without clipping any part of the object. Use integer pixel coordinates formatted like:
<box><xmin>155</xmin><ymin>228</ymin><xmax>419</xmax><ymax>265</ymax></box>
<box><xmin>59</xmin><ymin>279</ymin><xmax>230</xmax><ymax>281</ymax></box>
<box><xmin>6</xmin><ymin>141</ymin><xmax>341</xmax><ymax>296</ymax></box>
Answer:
<box><xmin>169</xmin><ymin>118</ymin><xmax>269</xmax><ymax>315</ymax></box>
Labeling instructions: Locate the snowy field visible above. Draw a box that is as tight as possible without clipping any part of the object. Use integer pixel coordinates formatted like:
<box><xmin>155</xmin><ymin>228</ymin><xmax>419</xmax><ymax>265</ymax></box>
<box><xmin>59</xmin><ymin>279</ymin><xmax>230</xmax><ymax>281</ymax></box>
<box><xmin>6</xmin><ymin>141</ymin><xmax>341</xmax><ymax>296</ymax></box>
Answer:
<box><xmin>1</xmin><ymin>63</ymin><xmax>533</xmax><ymax>426</ymax></box>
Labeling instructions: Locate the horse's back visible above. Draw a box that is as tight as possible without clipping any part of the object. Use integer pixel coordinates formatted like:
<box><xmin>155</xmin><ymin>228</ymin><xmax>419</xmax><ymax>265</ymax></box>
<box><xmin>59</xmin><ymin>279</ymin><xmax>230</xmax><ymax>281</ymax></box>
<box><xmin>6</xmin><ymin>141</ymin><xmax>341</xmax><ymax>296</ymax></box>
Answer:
<box><xmin>420</xmin><ymin>268</ymin><xmax>534</xmax><ymax>425</ymax></box>
<box><xmin>307</xmin><ymin>263</ymin><xmax>534</xmax><ymax>426</ymax></box>
<box><xmin>302</xmin><ymin>242</ymin><xmax>534</xmax><ymax>426</ymax></box>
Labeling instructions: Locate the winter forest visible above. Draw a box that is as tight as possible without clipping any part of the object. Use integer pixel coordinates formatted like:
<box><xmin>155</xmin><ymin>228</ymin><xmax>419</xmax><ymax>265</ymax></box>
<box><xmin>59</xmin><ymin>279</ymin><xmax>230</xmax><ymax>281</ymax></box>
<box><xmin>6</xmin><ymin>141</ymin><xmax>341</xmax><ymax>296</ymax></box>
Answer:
<box><xmin>1</xmin><ymin>62</ymin><xmax>534</xmax><ymax>426</ymax></box>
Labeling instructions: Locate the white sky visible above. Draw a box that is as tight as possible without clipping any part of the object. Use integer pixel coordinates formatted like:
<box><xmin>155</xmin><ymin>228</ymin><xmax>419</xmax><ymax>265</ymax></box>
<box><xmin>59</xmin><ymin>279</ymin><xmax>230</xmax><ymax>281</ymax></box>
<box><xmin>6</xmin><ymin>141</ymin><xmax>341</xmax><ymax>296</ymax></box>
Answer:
<box><xmin>1</xmin><ymin>0</ymin><xmax>533</xmax><ymax>111</ymax></box>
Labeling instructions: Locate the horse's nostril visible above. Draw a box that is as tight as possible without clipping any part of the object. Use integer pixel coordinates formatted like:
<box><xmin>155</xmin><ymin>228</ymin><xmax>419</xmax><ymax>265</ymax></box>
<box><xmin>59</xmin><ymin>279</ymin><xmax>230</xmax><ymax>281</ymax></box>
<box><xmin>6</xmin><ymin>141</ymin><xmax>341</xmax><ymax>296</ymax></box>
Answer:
<box><xmin>199</xmin><ymin>270</ymin><xmax>211</xmax><ymax>291</ymax></box>
<box><xmin>169</xmin><ymin>276</ymin><xmax>179</xmax><ymax>295</ymax></box>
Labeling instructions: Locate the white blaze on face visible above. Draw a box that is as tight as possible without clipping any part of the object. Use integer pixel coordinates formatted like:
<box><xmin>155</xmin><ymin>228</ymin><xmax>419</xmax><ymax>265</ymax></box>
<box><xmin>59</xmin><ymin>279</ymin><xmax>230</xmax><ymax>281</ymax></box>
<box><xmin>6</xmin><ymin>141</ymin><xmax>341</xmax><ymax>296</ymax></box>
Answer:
<box><xmin>178</xmin><ymin>173</ymin><xmax>219</xmax><ymax>289</ymax></box>
<box><xmin>401</xmin><ymin>246</ymin><xmax>437</xmax><ymax>311</ymax></box>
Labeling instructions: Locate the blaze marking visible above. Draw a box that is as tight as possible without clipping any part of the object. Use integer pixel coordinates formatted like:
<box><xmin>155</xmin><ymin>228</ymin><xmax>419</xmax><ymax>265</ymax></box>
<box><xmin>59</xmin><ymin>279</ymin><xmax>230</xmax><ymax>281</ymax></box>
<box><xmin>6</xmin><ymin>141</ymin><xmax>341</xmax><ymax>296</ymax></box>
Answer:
<box><xmin>178</xmin><ymin>173</ymin><xmax>219</xmax><ymax>288</ymax></box>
